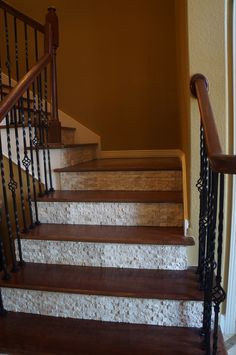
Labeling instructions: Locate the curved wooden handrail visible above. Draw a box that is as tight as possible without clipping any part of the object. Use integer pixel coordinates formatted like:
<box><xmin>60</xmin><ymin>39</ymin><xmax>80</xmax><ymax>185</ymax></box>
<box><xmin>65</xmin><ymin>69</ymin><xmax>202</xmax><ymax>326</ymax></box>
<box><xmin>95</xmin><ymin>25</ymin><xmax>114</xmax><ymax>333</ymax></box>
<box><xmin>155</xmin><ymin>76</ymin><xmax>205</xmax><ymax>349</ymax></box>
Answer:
<box><xmin>0</xmin><ymin>0</ymin><xmax>45</xmax><ymax>33</ymax></box>
<box><xmin>0</xmin><ymin>53</ymin><xmax>51</xmax><ymax>123</ymax></box>
<box><xmin>190</xmin><ymin>74</ymin><xmax>236</xmax><ymax>174</ymax></box>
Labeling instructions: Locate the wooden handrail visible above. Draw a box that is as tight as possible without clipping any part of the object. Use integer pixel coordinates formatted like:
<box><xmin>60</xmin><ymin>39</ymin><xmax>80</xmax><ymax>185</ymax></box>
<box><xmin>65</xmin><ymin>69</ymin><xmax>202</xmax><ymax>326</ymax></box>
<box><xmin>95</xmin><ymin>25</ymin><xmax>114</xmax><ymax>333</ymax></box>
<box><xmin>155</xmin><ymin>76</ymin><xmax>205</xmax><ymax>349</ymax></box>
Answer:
<box><xmin>0</xmin><ymin>4</ymin><xmax>61</xmax><ymax>143</ymax></box>
<box><xmin>0</xmin><ymin>53</ymin><xmax>51</xmax><ymax>122</ymax></box>
<box><xmin>190</xmin><ymin>74</ymin><xmax>236</xmax><ymax>174</ymax></box>
<box><xmin>0</xmin><ymin>0</ymin><xmax>45</xmax><ymax>33</ymax></box>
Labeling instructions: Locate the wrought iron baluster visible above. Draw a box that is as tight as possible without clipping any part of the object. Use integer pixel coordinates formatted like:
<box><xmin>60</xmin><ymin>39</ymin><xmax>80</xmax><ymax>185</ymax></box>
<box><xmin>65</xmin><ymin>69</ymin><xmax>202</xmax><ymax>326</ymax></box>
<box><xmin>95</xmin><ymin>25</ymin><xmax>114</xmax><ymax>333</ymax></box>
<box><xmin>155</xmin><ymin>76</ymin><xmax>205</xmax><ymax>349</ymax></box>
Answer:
<box><xmin>0</xmin><ymin>51</ymin><xmax>13</xmax><ymax>278</ymax></box>
<box><xmin>197</xmin><ymin>126</ymin><xmax>209</xmax><ymax>289</ymax></box>
<box><xmin>0</xmin><ymin>289</ymin><xmax>7</xmax><ymax>316</ymax></box>
<box><xmin>22</xmin><ymin>24</ymin><xmax>40</xmax><ymax>224</ymax></box>
<box><xmin>26</xmin><ymin>85</ymin><xmax>40</xmax><ymax>225</ymax></box>
<box><xmin>212</xmin><ymin>173</ymin><xmax>226</xmax><ymax>355</ymax></box>
<box><xmin>5</xmin><ymin>109</ymin><xmax>24</xmax><ymax>267</ymax></box>
<box><xmin>35</xmin><ymin>29</ymin><xmax>49</xmax><ymax>194</ymax></box>
<box><xmin>203</xmin><ymin>169</ymin><xmax>219</xmax><ymax>354</ymax></box>
<box><xmin>0</xmin><ymin>122</ymin><xmax>20</xmax><ymax>271</ymax></box>
<box><xmin>24</xmin><ymin>24</ymin><xmax>43</xmax><ymax>197</ymax></box>
<box><xmin>13</xmin><ymin>16</ymin><xmax>28</xmax><ymax>233</ymax></box>
<box><xmin>44</xmin><ymin>67</ymin><xmax>54</xmax><ymax>192</ymax></box>
<box><xmin>3</xmin><ymin>10</ymin><xmax>13</xmax><ymax>124</ymax></box>
<box><xmin>0</xmin><ymin>231</ymin><xmax>10</xmax><ymax>280</ymax></box>
<box><xmin>18</xmin><ymin>97</ymin><xmax>34</xmax><ymax>229</ymax></box>
<box><xmin>32</xmin><ymin>80</ymin><xmax>44</xmax><ymax>197</ymax></box>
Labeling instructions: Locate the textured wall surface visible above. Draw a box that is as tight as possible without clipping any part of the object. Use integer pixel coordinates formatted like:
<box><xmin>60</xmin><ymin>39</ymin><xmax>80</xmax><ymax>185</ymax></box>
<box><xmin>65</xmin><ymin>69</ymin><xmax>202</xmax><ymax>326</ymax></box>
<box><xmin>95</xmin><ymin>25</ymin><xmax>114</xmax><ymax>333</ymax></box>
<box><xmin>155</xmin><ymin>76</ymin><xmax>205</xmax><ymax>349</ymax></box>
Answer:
<box><xmin>36</xmin><ymin>202</ymin><xmax>183</xmax><ymax>227</ymax></box>
<box><xmin>59</xmin><ymin>171</ymin><xmax>182</xmax><ymax>191</ymax></box>
<box><xmin>18</xmin><ymin>239</ymin><xmax>188</xmax><ymax>270</ymax></box>
<box><xmin>2</xmin><ymin>288</ymin><xmax>203</xmax><ymax>328</ymax></box>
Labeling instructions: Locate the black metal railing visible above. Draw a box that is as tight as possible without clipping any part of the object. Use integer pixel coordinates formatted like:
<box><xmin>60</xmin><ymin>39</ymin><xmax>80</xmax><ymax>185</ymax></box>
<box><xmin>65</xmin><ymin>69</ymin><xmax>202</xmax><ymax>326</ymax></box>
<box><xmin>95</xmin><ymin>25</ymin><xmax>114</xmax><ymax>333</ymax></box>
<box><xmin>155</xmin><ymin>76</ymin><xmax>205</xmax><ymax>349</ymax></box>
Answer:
<box><xmin>191</xmin><ymin>74</ymin><xmax>229</xmax><ymax>355</ymax></box>
<box><xmin>0</xmin><ymin>2</ymin><xmax>60</xmax><ymax>290</ymax></box>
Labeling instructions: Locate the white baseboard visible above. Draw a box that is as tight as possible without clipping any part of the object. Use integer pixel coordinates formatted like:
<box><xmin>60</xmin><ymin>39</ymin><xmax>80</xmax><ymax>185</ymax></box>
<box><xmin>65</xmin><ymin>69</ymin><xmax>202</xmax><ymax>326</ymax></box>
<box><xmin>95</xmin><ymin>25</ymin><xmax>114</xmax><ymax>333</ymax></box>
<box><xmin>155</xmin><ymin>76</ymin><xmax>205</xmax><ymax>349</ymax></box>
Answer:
<box><xmin>184</xmin><ymin>219</ymin><xmax>190</xmax><ymax>237</ymax></box>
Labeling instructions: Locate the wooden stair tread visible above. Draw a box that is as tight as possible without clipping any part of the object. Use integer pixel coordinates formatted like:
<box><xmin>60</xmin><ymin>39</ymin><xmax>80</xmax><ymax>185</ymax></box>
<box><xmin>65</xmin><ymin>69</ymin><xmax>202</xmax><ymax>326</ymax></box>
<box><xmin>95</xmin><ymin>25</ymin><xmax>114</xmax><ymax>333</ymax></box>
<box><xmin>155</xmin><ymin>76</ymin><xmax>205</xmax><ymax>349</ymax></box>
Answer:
<box><xmin>55</xmin><ymin>157</ymin><xmax>182</xmax><ymax>172</ymax></box>
<box><xmin>0</xmin><ymin>263</ymin><xmax>203</xmax><ymax>300</ymax></box>
<box><xmin>36</xmin><ymin>190</ymin><xmax>183</xmax><ymax>203</ymax></box>
<box><xmin>21</xmin><ymin>224</ymin><xmax>193</xmax><ymax>245</ymax></box>
<box><xmin>0</xmin><ymin>312</ymin><xmax>227</xmax><ymax>355</ymax></box>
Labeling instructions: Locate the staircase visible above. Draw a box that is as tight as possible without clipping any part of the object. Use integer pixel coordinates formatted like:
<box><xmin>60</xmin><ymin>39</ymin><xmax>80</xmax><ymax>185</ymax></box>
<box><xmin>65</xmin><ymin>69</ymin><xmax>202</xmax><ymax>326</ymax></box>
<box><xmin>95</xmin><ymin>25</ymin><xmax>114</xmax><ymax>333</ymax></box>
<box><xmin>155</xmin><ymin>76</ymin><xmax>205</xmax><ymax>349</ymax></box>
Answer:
<box><xmin>0</xmin><ymin>2</ymin><xmax>228</xmax><ymax>354</ymax></box>
<box><xmin>0</xmin><ymin>154</ymin><xmax>226</xmax><ymax>354</ymax></box>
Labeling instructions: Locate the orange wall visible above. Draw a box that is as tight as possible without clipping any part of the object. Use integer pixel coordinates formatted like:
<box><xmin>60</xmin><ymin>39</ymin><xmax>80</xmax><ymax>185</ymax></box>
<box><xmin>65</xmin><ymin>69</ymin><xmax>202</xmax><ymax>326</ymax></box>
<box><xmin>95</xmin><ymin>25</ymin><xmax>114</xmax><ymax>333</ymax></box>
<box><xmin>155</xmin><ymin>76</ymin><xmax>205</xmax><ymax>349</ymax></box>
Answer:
<box><xmin>6</xmin><ymin>0</ymin><xmax>181</xmax><ymax>150</ymax></box>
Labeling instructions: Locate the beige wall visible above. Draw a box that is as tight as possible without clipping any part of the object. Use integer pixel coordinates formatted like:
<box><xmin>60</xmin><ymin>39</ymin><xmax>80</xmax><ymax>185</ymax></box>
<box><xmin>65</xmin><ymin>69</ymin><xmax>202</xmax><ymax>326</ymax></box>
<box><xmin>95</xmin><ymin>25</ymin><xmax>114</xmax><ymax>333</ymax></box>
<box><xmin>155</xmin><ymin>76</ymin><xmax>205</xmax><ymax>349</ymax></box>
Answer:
<box><xmin>187</xmin><ymin>0</ymin><xmax>232</xmax><ymax>275</ymax></box>
<box><xmin>6</xmin><ymin>0</ymin><xmax>181</xmax><ymax>150</ymax></box>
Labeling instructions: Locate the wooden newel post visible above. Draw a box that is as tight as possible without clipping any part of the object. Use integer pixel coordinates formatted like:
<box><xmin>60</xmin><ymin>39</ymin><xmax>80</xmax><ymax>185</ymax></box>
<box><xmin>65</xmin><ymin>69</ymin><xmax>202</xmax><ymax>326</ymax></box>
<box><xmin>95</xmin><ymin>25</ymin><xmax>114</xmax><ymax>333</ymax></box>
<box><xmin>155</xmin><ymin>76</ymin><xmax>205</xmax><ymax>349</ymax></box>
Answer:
<box><xmin>45</xmin><ymin>7</ymin><xmax>61</xmax><ymax>143</ymax></box>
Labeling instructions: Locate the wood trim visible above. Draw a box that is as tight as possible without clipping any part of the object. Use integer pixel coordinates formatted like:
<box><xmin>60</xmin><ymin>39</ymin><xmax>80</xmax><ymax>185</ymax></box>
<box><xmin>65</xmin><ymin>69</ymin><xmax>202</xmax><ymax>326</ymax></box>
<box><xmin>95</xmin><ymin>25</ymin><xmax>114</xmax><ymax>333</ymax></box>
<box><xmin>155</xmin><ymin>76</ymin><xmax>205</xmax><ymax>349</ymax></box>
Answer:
<box><xmin>191</xmin><ymin>74</ymin><xmax>236</xmax><ymax>174</ymax></box>
<box><xmin>179</xmin><ymin>151</ymin><xmax>189</xmax><ymax>223</ymax></box>
<box><xmin>0</xmin><ymin>0</ymin><xmax>45</xmax><ymax>33</ymax></box>
<box><xmin>0</xmin><ymin>54</ymin><xmax>51</xmax><ymax>123</ymax></box>
<box><xmin>99</xmin><ymin>149</ymin><xmax>182</xmax><ymax>159</ymax></box>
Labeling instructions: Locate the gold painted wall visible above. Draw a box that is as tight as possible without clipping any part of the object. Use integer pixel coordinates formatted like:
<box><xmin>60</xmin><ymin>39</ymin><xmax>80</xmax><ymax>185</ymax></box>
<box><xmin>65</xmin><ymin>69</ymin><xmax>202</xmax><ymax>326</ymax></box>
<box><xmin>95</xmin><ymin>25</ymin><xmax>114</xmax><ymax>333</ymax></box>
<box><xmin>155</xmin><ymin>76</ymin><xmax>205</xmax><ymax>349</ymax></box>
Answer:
<box><xmin>6</xmin><ymin>0</ymin><xmax>181</xmax><ymax>150</ymax></box>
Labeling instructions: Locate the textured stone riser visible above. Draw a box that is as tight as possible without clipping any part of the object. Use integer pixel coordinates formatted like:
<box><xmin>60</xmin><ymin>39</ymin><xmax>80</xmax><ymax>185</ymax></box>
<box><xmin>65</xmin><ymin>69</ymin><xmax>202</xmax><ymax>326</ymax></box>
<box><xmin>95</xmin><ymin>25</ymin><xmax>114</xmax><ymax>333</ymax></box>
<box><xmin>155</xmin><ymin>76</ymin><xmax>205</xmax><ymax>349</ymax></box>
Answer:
<box><xmin>18</xmin><ymin>239</ymin><xmax>188</xmax><ymax>270</ymax></box>
<box><xmin>1</xmin><ymin>288</ymin><xmax>203</xmax><ymax>328</ymax></box>
<box><xmin>59</xmin><ymin>146</ymin><xmax>97</xmax><ymax>167</ymax></box>
<box><xmin>59</xmin><ymin>171</ymin><xmax>182</xmax><ymax>191</ymax></box>
<box><xmin>61</xmin><ymin>129</ymin><xmax>75</xmax><ymax>145</ymax></box>
<box><xmin>37</xmin><ymin>202</ymin><xmax>183</xmax><ymax>227</ymax></box>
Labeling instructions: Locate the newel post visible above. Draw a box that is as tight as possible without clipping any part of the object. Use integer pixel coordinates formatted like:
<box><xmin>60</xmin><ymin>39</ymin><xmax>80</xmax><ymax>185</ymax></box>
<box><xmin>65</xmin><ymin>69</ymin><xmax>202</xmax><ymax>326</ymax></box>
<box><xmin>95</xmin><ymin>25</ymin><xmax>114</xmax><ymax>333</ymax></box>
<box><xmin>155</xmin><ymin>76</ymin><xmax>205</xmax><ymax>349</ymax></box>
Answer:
<box><xmin>45</xmin><ymin>7</ymin><xmax>61</xmax><ymax>143</ymax></box>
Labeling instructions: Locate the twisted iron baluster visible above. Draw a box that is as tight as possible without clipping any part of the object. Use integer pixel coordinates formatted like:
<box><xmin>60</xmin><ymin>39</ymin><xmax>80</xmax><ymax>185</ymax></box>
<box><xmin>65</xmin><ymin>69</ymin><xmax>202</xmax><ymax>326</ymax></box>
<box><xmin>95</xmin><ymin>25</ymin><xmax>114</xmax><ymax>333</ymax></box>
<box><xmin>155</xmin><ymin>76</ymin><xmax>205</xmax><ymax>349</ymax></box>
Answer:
<box><xmin>212</xmin><ymin>173</ymin><xmax>226</xmax><ymax>355</ymax></box>
<box><xmin>32</xmin><ymin>80</ymin><xmax>43</xmax><ymax>197</ymax></box>
<box><xmin>23</xmin><ymin>24</ymin><xmax>40</xmax><ymax>224</ymax></box>
<box><xmin>35</xmin><ymin>29</ymin><xmax>49</xmax><ymax>194</ymax></box>
<box><xmin>0</xmin><ymin>124</ymin><xmax>19</xmax><ymax>272</ymax></box>
<box><xmin>0</xmin><ymin>289</ymin><xmax>7</xmax><ymax>316</ymax></box>
<box><xmin>197</xmin><ymin>126</ymin><xmax>209</xmax><ymax>288</ymax></box>
<box><xmin>4</xmin><ymin>10</ymin><xmax>14</xmax><ymax>124</ymax></box>
<box><xmin>203</xmin><ymin>170</ymin><xmax>219</xmax><ymax>354</ymax></box>
<box><xmin>24</xmin><ymin>24</ymin><xmax>43</xmax><ymax>197</ymax></box>
<box><xmin>19</xmin><ymin>97</ymin><xmax>34</xmax><ymax>229</ymax></box>
<box><xmin>44</xmin><ymin>67</ymin><xmax>54</xmax><ymax>192</ymax></box>
<box><xmin>0</xmin><ymin>232</ymin><xmax>9</xmax><ymax>280</ymax></box>
<box><xmin>13</xmin><ymin>16</ymin><xmax>28</xmax><ymax>233</ymax></box>
<box><xmin>5</xmin><ymin>109</ymin><xmax>24</xmax><ymax>267</ymax></box>
<box><xmin>26</xmin><ymin>84</ymin><xmax>40</xmax><ymax>225</ymax></box>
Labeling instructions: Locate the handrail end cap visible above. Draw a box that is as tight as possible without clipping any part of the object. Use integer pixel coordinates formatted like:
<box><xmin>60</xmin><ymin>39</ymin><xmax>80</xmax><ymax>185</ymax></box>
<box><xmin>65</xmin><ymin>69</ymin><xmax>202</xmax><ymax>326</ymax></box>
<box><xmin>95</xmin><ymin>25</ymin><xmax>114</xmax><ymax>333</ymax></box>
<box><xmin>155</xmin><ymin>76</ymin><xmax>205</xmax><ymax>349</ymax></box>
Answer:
<box><xmin>190</xmin><ymin>74</ymin><xmax>209</xmax><ymax>97</ymax></box>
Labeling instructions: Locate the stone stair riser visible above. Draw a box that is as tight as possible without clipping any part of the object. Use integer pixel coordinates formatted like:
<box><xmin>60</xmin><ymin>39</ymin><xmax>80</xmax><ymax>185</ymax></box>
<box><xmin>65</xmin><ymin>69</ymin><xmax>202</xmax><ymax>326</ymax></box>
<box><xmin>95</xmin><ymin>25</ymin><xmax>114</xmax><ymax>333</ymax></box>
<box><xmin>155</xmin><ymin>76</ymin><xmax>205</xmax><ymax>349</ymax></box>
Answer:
<box><xmin>36</xmin><ymin>202</ymin><xmax>183</xmax><ymax>227</ymax></box>
<box><xmin>18</xmin><ymin>239</ymin><xmax>188</xmax><ymax>270</ymax></box>
<box><xmin>61</xmin><ymin>129</ymin><xmax>75</xmax><ymax>145</ymax></box>
<box><xmin>59</xmin><ymin>171</ymin><xmax>182</xmax><ymax>191</ymax></box>
<box><xmin>2</xmin><ymin>288</ymin><xmax>203</xmax><ymax>328</ymax></box>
